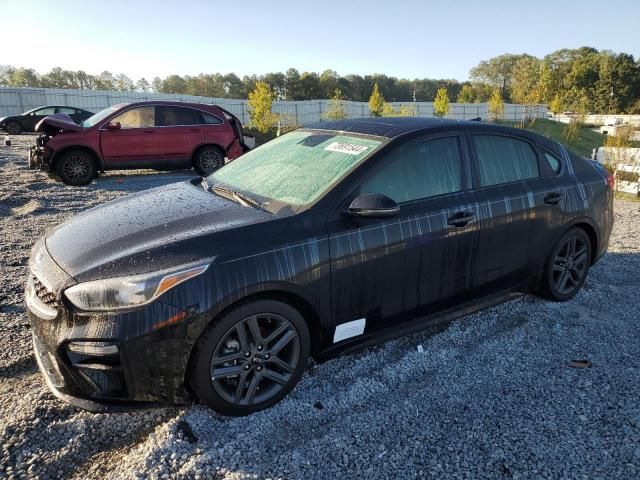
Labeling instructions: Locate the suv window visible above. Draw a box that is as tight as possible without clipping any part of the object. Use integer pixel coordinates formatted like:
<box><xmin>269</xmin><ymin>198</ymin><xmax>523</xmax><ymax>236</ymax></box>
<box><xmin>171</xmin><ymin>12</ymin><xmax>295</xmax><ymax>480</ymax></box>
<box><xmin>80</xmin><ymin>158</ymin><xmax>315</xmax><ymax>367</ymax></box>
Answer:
<box><xmin>157</xmin><ymin>106</ymin><xmax>200</xmax><ymax>126</ymax></box>
<box><xmin>361</xmin><ymin>136</ymin><xmax>463</xmax><ymax>203</ymax></box>
<box><xmin>472</xmin><ymin>135</ymin><xmax>539</xmax><ymax>187</ymax></box>
<box><xmin>111</xmin><ymin>106</ymin><xmax>155</xmax><ymax>129</ymax></box>
<box><xmin>201</xmin><ymin>112</ymin><xmax>223</xmax><ymax>124</ymax></box>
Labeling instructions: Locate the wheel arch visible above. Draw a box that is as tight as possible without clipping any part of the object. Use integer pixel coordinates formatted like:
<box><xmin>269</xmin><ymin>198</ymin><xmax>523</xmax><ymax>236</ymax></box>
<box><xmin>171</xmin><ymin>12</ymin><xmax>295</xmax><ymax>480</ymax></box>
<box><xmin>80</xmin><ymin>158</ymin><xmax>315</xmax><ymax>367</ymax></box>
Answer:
<box><xmin>51</xmin><ymin>145</ymin><xmax>104</xmax><ymax>171</ymax></box>
<box><xmin>186</xmin><ymin>288</ymin><xmax>326</xmax><ymax>381</ymax></box>
<box><xmin>562</xmin><ymin>217</ymin><xmax>599</xmax><ymax>263</ymax></box>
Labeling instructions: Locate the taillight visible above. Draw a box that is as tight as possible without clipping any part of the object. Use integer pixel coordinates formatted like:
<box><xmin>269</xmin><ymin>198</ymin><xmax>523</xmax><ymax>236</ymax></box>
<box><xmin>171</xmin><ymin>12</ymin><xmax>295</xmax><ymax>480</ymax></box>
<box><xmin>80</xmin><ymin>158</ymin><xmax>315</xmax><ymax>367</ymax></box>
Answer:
<box><xmin>606</xmin><ymin>173</ymin><xmax>615</xmax><ymax>190</ymax></box>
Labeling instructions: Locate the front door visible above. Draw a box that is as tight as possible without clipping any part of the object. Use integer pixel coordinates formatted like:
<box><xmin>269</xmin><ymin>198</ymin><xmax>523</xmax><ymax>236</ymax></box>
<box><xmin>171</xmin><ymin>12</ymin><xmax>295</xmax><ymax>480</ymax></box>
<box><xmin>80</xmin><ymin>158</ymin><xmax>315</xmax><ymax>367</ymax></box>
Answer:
<box><xmin>327</xmin><ymin>134</ymin><xmax>480</xmax><ymax>344</ymax></box>
<box><xmin>100</xmin><ymin>105</ymin><xmax>162</xmax><ymax>167</ymax></box>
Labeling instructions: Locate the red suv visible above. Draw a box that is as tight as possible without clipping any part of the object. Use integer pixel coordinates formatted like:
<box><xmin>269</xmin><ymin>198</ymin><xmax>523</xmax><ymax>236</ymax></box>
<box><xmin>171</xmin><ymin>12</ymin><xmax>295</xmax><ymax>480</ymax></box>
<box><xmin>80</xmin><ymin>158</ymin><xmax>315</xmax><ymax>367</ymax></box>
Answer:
<box><xmin>29</xmin><ymin>101</ymin><xmax>248</xmax><ymax>185</ymax></box>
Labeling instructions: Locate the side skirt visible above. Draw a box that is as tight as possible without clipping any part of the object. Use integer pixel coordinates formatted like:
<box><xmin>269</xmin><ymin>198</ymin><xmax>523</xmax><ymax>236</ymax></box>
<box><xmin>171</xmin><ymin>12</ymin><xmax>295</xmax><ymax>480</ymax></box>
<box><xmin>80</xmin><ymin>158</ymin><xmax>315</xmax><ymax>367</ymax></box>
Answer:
<box><xmin>315</xmin><ymin>286</ymin><xmax>528</xmax><ymax>361</ymax></box>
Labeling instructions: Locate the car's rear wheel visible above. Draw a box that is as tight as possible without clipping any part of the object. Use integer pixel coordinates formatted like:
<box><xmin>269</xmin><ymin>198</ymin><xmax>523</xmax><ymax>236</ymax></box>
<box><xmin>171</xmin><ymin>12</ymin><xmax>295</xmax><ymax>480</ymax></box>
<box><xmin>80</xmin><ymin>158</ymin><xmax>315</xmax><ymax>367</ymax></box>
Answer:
<box><xmin>193</xmin><ymin>146</ymin><xmax>225</xmax><ymax>176</ymax></box>
<box><xmin>541</xmin><ymin>227</ymin><xmax>592</xmax><ymax>301</ymax></box>
<box><xmin>55</xmin><ymin>150</ymin><xmax>96</xmax><ymax>186</ymax></box>
<box><xmin>189</xmin><ymin>299</ymin><xmax>310</xmax><ymax>416</ymax></box>
<box><xmin>5</xmin><ymin>121</ymin><xmax>22</xmax><ymax>135</ymax></box>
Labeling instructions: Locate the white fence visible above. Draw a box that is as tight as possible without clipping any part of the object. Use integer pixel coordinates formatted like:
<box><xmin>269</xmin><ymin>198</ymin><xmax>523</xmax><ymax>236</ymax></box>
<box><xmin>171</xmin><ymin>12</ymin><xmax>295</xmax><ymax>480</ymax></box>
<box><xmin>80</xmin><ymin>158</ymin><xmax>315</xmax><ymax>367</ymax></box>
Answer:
<box><xmin>0</xmin><ymin>87</ymin><xmax>547</xmax><ymax>126</ymax></box>
<box><xmin>597</xmin><ymin>147</ymin><xmax>640</xmax><ymax>195</ymax></box>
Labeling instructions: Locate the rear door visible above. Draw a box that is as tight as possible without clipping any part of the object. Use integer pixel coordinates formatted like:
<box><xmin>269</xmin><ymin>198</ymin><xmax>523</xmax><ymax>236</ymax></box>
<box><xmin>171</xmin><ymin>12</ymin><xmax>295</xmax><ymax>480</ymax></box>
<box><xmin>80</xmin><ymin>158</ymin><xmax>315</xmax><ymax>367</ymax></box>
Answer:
<box><xmin>155</xmin><ymin>106</ymin><xmax>209</xmax><ymax>165</ymax></box>
<box><xmin>468</xmin><ymin>133</ymin><xmax>565</xmax><ymax>292</ymax></box>
<box><xmin>327</xmin><ymin>133</ymin><xmax>480</xmax><ymax>341</ymax></box>
<box><xmin>100</xmin><ymin>106</ymin><xmax>162</xmax><ymax>166</ymax></box>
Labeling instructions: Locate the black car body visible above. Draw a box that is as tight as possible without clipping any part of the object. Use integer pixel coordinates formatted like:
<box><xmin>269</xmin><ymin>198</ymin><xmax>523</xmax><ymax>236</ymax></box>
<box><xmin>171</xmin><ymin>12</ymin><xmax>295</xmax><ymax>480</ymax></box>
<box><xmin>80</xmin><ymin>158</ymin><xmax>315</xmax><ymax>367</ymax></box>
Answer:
<box><xmin>1</xmin><ymin>106</ymin><xmax>93</xmax><ymax>134</ymax></box>
<box><xmin>26</xmin><ymin>118</ymin><xmax>614</xmax><ymax>414</ymax></box>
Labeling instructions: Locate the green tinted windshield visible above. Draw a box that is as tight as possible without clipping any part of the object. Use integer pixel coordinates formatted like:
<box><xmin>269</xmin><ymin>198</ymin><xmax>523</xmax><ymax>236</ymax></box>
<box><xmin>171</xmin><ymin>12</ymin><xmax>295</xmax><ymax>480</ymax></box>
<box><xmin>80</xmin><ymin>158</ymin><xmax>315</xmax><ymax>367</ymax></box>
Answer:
<box><xmin>81</xmin><ymin>104</ymin><xmax>126</xmax><ymax>128</ymax></box>
<box><xmin>208</xmin><ymin>131</ymin><xmax>382</xmax><ymax>208</ymax></box>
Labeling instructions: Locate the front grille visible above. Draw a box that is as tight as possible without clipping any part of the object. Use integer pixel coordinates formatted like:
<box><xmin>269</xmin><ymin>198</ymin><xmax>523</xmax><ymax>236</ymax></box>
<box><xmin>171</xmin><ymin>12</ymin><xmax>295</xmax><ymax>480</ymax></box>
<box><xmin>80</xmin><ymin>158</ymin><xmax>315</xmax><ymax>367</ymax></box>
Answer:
<box><xmin>32</xmin><ymin>275</ymin><xmax>59</xmax><ymax>309</ymax></box>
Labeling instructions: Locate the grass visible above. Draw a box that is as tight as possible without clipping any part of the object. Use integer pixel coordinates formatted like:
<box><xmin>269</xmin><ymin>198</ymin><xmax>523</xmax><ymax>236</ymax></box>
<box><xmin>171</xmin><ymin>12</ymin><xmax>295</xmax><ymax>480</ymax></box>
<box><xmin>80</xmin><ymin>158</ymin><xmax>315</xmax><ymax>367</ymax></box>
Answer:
<box><xmin>615</xmin><ymin>191</ymin><xmax>640</xmax><ymax>202</ymax></box>
<box><xmin>496</xmin><ymin>119</ymin><xmax>604</xmax><ymax>158</ymax></box>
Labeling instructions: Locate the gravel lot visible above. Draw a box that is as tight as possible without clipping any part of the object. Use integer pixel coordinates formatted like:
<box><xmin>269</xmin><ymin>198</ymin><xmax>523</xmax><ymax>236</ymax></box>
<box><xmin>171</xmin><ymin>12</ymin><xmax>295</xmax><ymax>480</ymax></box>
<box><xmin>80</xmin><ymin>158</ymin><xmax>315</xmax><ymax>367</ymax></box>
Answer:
<box><xmin>1</xmin><ymin>134</ymin><xmax>639</xmax><ymax>480</ymax></box>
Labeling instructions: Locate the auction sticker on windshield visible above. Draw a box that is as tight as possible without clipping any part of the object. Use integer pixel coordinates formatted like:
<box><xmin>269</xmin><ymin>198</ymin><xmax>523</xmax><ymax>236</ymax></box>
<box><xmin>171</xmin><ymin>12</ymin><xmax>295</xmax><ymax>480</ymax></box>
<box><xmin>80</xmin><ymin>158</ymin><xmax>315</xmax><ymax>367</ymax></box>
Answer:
<box><xmin>324</xmin><ymin>142</ymin><xmax>369</xmax><ymax>155</ymax></box>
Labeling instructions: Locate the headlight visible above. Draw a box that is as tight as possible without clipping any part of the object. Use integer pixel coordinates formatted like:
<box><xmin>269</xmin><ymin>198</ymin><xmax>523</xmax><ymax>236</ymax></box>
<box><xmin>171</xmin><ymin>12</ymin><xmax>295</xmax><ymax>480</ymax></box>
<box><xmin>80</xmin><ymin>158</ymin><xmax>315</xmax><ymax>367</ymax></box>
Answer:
<box><xmin>64</xmin><ymin>262</ymin><xmax>210</xmax><ymax>312</ymax></box>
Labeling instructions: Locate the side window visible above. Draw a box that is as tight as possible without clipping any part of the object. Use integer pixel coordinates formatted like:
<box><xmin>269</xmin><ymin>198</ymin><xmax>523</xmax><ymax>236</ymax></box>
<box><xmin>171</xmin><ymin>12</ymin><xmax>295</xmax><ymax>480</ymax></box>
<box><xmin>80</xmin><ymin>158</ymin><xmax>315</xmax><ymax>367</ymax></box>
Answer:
<box><xmin>56</xmin><ymin>107</ymin><xmax>77</xmax><ymax>114</ymax></box>
<box><xmin>34</xmin><ymin>107</ymin><xmax>55</xmax><ymax>116</ymax></box>
<box><xmin>543</xmin><ymin>151</ymin><xmax>561</xmax><ymax>174</ymax></box>
<box><xmin>360</xmin><ymin>137</ymin><xmax>462</xmax><ymax>203</ymax></box>
<box><xmin>201</xmin><ymin>112</ymin><xmax>223</xmax><ymax>124</ymax></box>
<box><xmin>472</xmin><ymin>135</ymin><xmax>539</xmax><ymax>187</ymax></box>
<box><xmin>111</xmin><ymin>106</ymin><xmax>155</xmax><ymax>129</ymax></box>
<box><xmin>157</xmin><ymin>106</ymin><xmax>199</xmax><ymax>126</ymax></box>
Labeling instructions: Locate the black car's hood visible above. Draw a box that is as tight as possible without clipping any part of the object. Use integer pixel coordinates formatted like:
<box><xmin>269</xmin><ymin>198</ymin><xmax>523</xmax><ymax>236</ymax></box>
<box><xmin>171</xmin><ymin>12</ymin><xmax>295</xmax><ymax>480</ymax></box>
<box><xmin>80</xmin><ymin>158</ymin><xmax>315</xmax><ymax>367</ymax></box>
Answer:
<box><xmin>45</xmin><ymin>180</ymin><xmax>278</xmax><ymax>281</ymax></box>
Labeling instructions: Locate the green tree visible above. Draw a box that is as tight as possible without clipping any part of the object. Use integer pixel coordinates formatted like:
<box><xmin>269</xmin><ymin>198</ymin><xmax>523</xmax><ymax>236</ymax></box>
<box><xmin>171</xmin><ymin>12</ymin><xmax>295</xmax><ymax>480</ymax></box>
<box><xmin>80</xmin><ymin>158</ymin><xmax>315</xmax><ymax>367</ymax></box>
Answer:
<box><xmin>368</xmin><ymin>82</ymin><xmax>385</xmax><ymax>117</ymax></box>
<box><xmin>248</xmin><ymin>81</ymin><xmax>277</xmax><ymax>133</ymax></box>
<box><xmin>136</xmin><ymin>78</ymin><xmax>151</xmax><ymax>92</ymax></box>
<box><xmin>488</xmin><ymin>88</ymin><xmax>504</xmax><ymax>121</ymax></box>
<box><xmin>433</xmin><ymin>87</ymin><xmax>450</xmax><ymax>117</ymax></box>
<box><xmin>469</xmin><ymin>54</ymin><xmax>522</xmax><ymax>100</ymax></box>
<box><xmin>456</xmin><ymin>84</ymin><xmax>475</xmax><ymax>103</ymax></box>
<box><xmin>323</xmin><ymin>88</ymin><xmax>347</xmax><ymax>120</ymax></box>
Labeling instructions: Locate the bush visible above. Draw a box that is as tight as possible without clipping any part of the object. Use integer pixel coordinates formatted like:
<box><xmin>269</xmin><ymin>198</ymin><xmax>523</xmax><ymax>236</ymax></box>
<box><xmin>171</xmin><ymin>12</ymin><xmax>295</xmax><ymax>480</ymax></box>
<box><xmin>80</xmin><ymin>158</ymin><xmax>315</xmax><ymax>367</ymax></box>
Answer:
<box><xmin>433</xmin><ymin>88</ymin><xmax>449</xmax><ymax>117</ymax></box>
<box><xmin>248</xmin><ymin>81</ymin><xmax>278</xmax><ymax>133</ymax></box>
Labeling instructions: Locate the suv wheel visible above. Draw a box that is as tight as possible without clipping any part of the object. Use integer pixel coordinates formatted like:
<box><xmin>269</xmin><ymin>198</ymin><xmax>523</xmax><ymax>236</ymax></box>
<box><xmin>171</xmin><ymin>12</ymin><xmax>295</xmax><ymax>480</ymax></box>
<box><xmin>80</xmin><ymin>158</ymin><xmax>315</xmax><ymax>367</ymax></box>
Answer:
<box><xmin>189</xmin><ymin>299</ymin><xmax>310</xmax><ymax>416</ymax></box>
<box><xmin>194</xmin><ymin>146</ymin><xmax>225</xmax><ymax>176</ymax></box>
<box><xmin>541</xmin><ymin>227</ymin><xmax>592</xmax><ymax>301</ymax></box>
<box><xmin>5</xmin><ymin>121</ymin><xmax>22</xmax><ymax>135</ymax></box>
<box><xmin>55</xmin><ymin>150</ymin><xmax>96</xmax><ymax>186</ymax></box>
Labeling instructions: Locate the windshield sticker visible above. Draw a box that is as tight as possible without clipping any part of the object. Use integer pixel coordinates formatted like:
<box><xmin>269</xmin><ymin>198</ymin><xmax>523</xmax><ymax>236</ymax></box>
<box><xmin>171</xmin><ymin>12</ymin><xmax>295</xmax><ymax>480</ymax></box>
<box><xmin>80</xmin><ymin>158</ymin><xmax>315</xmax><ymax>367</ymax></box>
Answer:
<box><xmin>324</xmin><ymin>142</ymin><xmax>369</xmax><ymax>155</ymax></box>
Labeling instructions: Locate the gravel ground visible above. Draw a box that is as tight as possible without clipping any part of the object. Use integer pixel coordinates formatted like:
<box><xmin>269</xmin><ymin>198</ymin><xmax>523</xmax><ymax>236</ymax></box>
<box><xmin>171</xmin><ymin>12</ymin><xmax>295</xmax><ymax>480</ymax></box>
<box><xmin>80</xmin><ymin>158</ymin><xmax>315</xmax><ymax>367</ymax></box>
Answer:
<box><xmin>1</xmin><ymin>134</ymin><xmax>639</xmax><ymax>480</ymax></box>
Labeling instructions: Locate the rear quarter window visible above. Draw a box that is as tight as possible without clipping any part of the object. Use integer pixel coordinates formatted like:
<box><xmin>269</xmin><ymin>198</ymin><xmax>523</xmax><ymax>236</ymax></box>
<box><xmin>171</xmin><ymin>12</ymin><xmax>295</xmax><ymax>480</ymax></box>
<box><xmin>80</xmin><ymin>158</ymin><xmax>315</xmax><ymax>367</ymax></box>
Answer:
<box><xmin>472</xmin><ymin>135</ymin><xmax>539</xmax><ymax>187</ymax></box>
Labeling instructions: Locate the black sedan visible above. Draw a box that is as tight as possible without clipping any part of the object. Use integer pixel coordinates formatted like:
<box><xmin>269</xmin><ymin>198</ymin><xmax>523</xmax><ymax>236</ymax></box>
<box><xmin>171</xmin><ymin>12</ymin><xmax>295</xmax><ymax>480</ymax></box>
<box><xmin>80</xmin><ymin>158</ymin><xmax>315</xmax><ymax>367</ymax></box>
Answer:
<box><xmin>25</xmin><ymin>117</ymin><xmax>614</xmax><ymax>415</ymax></box>
<box><xmin>1</xmin><ymin>106</ymin><xmax>93</xmax><ymax>134</ymax></box>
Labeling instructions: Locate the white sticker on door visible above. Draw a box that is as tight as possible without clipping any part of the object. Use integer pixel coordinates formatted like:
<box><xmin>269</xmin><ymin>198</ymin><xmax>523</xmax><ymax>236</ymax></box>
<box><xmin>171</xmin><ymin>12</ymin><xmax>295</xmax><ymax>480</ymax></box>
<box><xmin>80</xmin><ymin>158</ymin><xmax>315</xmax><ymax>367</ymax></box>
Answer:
<box><xmin>333</xmin><ymin>318</ymin><xmax>366</xmax><ymax>343</ymax></box>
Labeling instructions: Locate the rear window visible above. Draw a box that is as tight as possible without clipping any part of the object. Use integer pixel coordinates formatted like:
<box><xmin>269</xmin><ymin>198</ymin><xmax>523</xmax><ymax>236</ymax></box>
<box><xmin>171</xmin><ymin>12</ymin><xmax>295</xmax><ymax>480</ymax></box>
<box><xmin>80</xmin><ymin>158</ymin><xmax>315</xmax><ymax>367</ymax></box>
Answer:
<box><xmin>473</xmin><ymin>135</ymin><xmax>539</xmax><ymax>187</ymax></box>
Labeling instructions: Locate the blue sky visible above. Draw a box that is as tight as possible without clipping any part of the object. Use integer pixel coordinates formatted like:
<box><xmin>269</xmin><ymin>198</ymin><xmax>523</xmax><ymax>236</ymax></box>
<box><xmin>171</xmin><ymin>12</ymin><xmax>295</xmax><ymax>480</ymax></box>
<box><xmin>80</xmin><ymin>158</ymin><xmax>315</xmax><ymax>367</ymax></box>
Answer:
<box><xmin>3</xmin><ymin>0</ymin><xmax>639</xmax><ymax>81</ymax></box>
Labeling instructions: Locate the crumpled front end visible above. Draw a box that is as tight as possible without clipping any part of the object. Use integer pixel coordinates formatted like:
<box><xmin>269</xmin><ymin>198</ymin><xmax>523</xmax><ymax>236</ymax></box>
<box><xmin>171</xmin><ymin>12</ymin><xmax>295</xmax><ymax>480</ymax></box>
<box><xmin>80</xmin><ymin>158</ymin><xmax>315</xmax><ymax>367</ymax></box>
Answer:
<box><xmin>28</xmin><ymin>134</ymin><xmax>53</xmax><ymax>170</ymax></box>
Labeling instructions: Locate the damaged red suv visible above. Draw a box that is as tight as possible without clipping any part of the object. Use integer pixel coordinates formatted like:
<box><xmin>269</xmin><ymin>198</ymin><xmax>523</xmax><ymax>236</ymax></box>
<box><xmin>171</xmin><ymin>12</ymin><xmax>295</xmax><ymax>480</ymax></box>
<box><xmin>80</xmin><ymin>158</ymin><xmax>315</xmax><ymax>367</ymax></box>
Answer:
<box><xmin>29</xmin><ymin>101</ymin><xmax>248</xmax><ymax>185</ymax></box>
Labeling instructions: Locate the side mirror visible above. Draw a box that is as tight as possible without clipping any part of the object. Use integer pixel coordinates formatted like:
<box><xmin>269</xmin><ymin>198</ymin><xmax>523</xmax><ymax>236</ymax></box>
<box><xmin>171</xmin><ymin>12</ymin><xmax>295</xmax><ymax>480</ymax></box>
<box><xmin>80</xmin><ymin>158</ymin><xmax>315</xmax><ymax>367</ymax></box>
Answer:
<box><xmin>344</xmin><ymin>193</ymin><xmax>399</xmax><ymax>218</ymax></box>
<box><xmin>106</xmin><ymin>121</ymin><xmax>121</xmax><ymax>130</ymax></box>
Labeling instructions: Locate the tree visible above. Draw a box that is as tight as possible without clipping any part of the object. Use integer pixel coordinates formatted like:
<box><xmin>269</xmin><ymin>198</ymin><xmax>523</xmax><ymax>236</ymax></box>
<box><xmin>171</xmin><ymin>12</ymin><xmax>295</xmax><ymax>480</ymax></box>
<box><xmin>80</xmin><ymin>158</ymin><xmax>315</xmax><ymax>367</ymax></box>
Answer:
<box><xmin>136</xmin><ymin>78</ymin><xmax>151</xmax><ymax>92</ymax></box>
<box><xmin>488</xmin><ymin>88</ymin><xmax>504</xmax><ymax>121</ymax></box>
<box><xmin>469</xmin><ymin>54</ymin><xmax>522</xmax><ymax>100</ymax></box>
<box><xmin>433</xmin><ymin>87</ymin><xmax>450</xmax><ymax>117</ymax></box>
<box><xmin>456</xmin><ymin>84</ymin><xmax>475</xmax><ymax>103</ymax></box>
<box><xmin>115</xmin><ymin>73</ymin><xmax>134</xmax><ymax>91</ymax></box>
<box><xmin>323</xmin><ymin>88</ymin><xmax>347</xmax><ymax>120</ymax></box>
<box><xmin>368</xmin><ymin>82</ymin><xmax>385</xmax><ymax>117</ymax></box>
<box><xmin>247</xmin><ymin>81</ymin><xmax>277</xmax><ymax>133</ymax></box>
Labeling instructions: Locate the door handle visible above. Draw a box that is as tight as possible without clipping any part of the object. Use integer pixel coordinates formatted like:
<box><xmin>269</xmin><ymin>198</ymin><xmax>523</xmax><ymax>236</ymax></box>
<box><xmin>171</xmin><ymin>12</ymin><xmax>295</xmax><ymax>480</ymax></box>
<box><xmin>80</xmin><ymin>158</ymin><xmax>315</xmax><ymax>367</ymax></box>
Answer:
<box><xmin>143</xmin><ymin>130</ymin><xmax>155</xmax><ymax>134</ymax></box>
<box><xmin>447</xmin><ymin>211</ymin><xmax>475</xmax><ymax>227</ymax></box>
<box><xmin>190</xmin><ymin>128</ymin><xmax>201</xmax><ymax>132</ymax></box>
<box><xmin>544</xmin><ymin>192</ymin><xmax>562</xmax><ymax>205</ymax></box>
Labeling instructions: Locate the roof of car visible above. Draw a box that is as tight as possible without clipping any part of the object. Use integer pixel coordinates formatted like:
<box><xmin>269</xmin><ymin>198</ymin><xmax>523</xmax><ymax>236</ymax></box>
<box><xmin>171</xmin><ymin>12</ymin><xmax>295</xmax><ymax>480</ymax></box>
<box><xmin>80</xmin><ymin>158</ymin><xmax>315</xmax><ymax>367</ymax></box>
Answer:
<box><xmin>306</xmin><ymin>117</ymin><xmax>554</xmax><ymax>147</ymax></box>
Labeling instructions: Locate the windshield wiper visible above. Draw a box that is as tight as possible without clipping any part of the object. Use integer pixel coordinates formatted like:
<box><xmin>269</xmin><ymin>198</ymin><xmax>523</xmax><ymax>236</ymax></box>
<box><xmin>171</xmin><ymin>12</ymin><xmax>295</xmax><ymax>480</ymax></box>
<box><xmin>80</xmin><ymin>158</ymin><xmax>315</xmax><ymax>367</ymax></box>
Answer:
<box><xmin>209</xmin><ymin>183</ymin><xmax>266</xmax><ymax>212</ymax></box>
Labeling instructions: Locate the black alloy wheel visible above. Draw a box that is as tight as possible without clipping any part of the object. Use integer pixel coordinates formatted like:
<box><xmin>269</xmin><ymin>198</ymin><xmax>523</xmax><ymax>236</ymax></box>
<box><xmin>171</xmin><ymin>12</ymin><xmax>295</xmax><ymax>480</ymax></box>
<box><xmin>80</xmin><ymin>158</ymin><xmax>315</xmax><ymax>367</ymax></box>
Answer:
<box><xmin>194</xmin><ymin>146</ymin><xmax>225</xmax><ymax>176</ymax></box>
<box><xmin>5</xmin><ymin>121</ymin><xmax>22</xmax><ymax>135</ymax></box>
<box><xmin>55</xmin><ymin>150</ymin><xmax>96</xmax><ymax>186</ymax></box>
<box><xmin>543</xmin><ymin>227</ymin><xmax>591</xmax><ymax>301</ymax></box>
<box><xmin>189</xmin><ymin>300</ymin><xmax>310</xmax><ymax>415</ymax></box>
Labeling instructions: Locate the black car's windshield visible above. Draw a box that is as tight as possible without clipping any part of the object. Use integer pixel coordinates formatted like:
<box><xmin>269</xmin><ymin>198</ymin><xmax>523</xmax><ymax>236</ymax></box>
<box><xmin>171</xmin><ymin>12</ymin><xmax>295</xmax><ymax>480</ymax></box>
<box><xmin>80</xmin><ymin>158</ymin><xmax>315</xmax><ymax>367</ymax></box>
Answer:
<box><xmin>80</xmin><ymin>104</ymin><xmax>127</xmax><ymax>128</ymax></box>
<box><xmin>207</xmin><ymin>130</ymin><xmax>382</xmax><ymax>213</ymax></box>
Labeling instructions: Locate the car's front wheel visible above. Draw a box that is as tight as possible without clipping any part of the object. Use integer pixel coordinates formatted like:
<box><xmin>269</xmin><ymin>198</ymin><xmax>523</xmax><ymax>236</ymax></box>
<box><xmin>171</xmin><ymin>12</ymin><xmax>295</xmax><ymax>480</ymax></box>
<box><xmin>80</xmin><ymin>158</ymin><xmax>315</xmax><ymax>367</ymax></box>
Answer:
<box><xmin>193</xmin><ymin>146</ymin><xmax>225</xmax><ymax>176</ymax></box>
<box><xmin>189</xmin><ymin>299</ymin><xmax>310</xmax><ymax>416</ymax></box>
<box><xmin>5</xmin><ymin>121</ymin><xmax>22</xmax><ymax>135</ymax></box>
<box><xmin>541</xmin><ymin>227</ymin><xmax>592</xmax><ymax>301</ymax></box>
<box><xmin>55</xmin><ymin>150</ymin><xmax>97</xmax><ymax>186</ymax></box>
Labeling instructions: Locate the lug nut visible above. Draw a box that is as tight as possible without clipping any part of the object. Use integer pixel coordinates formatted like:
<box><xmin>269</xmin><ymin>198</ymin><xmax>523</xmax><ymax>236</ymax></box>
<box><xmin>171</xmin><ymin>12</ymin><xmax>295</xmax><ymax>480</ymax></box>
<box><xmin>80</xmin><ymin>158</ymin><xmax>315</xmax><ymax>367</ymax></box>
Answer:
<box><xmin>244</xmin><ymin>365</ymin><xmax>250</xmax><ymax>370</ymax></box>
<box><xmin>257</xmin><ymin>345</ymin><xmax>263</xmax><ymax>351</ymax></box>
<box><xmin>257</xmin><ymin>366</ymin><xmax>262</xmax><ymax>371</ymax></box>
<box><xmin>264</xmin><ymin>354</ymin><xmax>270</xmax><ymax>359</ymax></box>
<box><xmin>245</xmin><ymin>352</ymin><xmax>251</xmax><ymax>357</ymax></box>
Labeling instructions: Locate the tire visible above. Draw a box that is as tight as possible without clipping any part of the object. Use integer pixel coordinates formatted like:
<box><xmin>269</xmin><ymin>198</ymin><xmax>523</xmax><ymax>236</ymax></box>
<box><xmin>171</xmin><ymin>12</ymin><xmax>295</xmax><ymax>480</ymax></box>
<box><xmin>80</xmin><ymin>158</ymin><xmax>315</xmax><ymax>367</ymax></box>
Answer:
<box><xmin>193</xmin><ymin>146</ymin><xmax>225</xmax><ymax>176</ymax></box>
<box><xmin>5</xmin><ymin>121</ymin><xmax>22</xmax><ymax>135</ymax></box>
<box><xmin>188</xmin><ymin>299</ymin><xmax>310</xmax><ymax>416</ymax></box>
<box><xmin>540</xmin><ymin>227</ymin><xmax>592</xmax><ymax>301</ymax></box>
<box><xmin>55</xmin><ymin>150</ymin><xmax>97</xmax><ymax>186</ymax></box>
